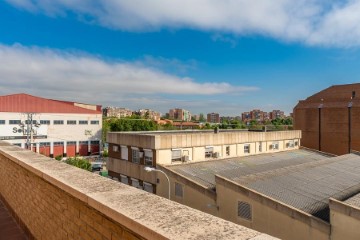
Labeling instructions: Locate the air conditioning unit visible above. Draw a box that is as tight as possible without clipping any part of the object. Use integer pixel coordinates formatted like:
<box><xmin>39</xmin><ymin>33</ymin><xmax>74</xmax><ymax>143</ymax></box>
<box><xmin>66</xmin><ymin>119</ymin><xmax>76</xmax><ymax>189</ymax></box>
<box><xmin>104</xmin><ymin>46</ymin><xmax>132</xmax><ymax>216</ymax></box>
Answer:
<box><xmin>213</xmin><ymin>152</ymin><xmax>220</xmax><ymax>158</ymax></box>
<box><xmin>182</xmin><ymin>155</ymin><xmax>190</xmax><ymax>162</ymax></box>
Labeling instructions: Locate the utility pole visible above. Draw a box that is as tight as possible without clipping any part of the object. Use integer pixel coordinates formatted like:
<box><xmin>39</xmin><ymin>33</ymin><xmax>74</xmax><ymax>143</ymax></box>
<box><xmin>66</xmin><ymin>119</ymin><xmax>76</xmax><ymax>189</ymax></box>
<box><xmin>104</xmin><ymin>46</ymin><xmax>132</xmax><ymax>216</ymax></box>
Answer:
<box><xmin>23</xmin><ymin>113</ymin><xmax>36</xmax><ymax>150</ymax></box>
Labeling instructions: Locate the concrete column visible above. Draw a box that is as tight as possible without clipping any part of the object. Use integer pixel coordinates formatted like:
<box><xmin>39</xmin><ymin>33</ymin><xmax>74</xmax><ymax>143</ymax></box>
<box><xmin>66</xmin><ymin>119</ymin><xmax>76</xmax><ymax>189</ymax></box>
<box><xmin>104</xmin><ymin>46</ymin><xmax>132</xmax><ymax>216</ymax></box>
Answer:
<box><xmin>36</xmin><ymin>143</ymin><xmax>40</xmax><ymax>153</ymax></box>
<box><xmin>50</xmin><ymin>142</ymin><xmax>54</xmax><ymax>158</ymax></box>
<box><xmin>88</xmin><ymin>140</ymin><xmax>91</xmax><ymax>155</ymax></box>
<box><xmin>76</xmin><ymin>141</ymin><xmax>79</xmax><ymax>155</ymax></box>
<box><xmin>63</xmin><ymin>141</ymin><xmax>67</xmax><ymax>157</ymax></box>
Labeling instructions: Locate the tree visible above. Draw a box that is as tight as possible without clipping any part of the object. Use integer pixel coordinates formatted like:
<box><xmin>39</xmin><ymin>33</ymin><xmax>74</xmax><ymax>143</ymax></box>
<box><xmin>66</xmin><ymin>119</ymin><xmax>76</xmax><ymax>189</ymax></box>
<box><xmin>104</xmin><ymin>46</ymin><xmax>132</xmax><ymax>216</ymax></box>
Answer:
<box><xmin>65</xmin><ymin>156</ymin><xmax>92</xmax><ymax>171</ymax></box>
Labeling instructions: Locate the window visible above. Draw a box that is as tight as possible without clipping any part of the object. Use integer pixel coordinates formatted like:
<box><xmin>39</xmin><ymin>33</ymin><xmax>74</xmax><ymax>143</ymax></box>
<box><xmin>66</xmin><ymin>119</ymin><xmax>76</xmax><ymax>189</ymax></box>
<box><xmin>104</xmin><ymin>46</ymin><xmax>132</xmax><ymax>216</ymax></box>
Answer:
<box><xmin>91</xmin><ymin>120</ymin><xmax>99</xmax><ymax>125</ymax></box>
<box><xmin>90</xmin><ymin>141</ymin><xmax>99</xmax><ymax>145</ymax></box>
<box><xmin>143</xmin><ymin>182</ymin><xmax>154</xmax><ymax>193</ymax></box>
<box><xmin>295</xmin><ymin>141</ymin><xmax>299</xmax><ymax>147</ymax></box>
<box><xmin>244</xmin><ymin>144</ymin><xmax>250</xmax><ymax>154</ymax></box>
<box><xmin>121</xmin><ymin>146</ymin><xmax>128</xmax><ymax>160</ymax></box>
<box><xmin>79</xmin><ymin>141</ymin><xmax>88</xmax><ymax>144</ymax></box>
<box><xmin>144</xmin><ymin>149</ymin><xmax>153</xmax><ymax>166</ymax></box>
<box><xmin>205</xmin><ymin>147</ymin><xmax>214</xmax><ymax>158</ymax></box>
<box><xmin>13</xmin><ymin>143</ymin><xmax>21</xmax><ymax>147</ymax></box>
<box><xmin>238</xmin><ymin>201</ymin><xmax>252</xmax><ymax>221</ymax></box>
<box><xmin>226</xmin><ymin>146</ymin><xmax>230</xmax><ymax>156</ymax></box>
<box><xmin>67</xmin><ymin>120</ymin><xmax>76</xmax><ymax>125</ymax></box>
<box><xmin>120</xmin><ymin>175</ymin><xmax>129</xmax><ymax>184</ymax></box>
<box><xmin>40</xmin><ymin>120</ymin><xmax>50</xmax><ymax>125</ymax></box>
<box><xmin>53</xmin><ymin>120</ymin><xmax>64</xmax><ymax>125</ymax></box>
<box><xmin>258</xmin><ymin>142</ymin><xmax>262</xmax><ymax>152</ymax></box>
<box><xmin>270</xmin><ymin>142</ymin><xmax>279</xmax><ymax>150</ymax></box>
<box><xmin>25</xmin><ymin>120</ymin><xmax>37</xmax><ymax>124</ymax></box>
<box><xmin>79</xmin><ymin>120</ymin><xmax>88</xmax><ymax>125</ymax></box>
<box><xmin>171</xmin><ymin>149</ymin><xmax>182</xmax><ymax>162</ymax></box>
<box><xmin>40</xmin><ymin>142</ymin><xmax>50</xmax><ymax>146</ymax></box>
<box><xmin>131</xmin><ymin>178</ymin><xmax>142</xmax><ymax>189</ymax></box>
<box><xmin>67</xmin><ymin>141</ymin><xmax>76</xmax><ymax>145</ymax></box>
<box><xmin>0</xmin><ymin>120</ymin><xmax>5</xmax><ymax>124</ymax></box>
<box><xmin>113</xmin><ymin>145</ymin><xmax>119</xmax><ymax>152</ymax></box>
<box><xmin>175</xmin><ymin>182</ymin><xmax>183</xmax><ymax>198</ymax></box>
<box><xmin>287</xmin><ymin>140</ymin><xmax>295</xmax><ymax>148</ymax></box>
<box><xmin>54</xmin><ymin>142</ymin><xmax>64</xmax><ymax>146</ymax></box>
<box><xmin>9</xmin><ymin>120</ymin><xmax>21</xmax><ymax>125</ymax></box>
<box><xmin>132</xmin><ymin>148</ymin><xmax>140</xmax><ymax>164</ymax></box>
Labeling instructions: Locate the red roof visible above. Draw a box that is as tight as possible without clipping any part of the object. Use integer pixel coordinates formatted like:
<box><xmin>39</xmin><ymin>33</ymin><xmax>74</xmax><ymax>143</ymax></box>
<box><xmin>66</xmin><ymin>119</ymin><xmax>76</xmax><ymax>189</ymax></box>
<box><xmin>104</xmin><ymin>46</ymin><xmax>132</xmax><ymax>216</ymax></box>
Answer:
<box><xmin>0</xmin><ymin>93</ymin><xmax>102</xmax><ymax>114</ymax></box>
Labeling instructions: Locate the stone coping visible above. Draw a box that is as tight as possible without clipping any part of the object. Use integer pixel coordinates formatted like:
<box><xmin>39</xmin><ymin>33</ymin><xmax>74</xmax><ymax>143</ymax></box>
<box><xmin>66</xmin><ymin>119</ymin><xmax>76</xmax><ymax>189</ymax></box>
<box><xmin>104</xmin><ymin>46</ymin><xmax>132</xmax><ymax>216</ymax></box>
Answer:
<box><xmin>329</xmin><ymin>198</ymin><xmax>360</xmax><ymax>221</ymax></box>
<box><xmin>0</xmin><ymin>141</ymin><xmax>277</xmax><ymax>240</ymax></box>
<box><xmin>215</xmin><ymin>175</ymin><xmax>331</xmax><ymax>235</ymax></box>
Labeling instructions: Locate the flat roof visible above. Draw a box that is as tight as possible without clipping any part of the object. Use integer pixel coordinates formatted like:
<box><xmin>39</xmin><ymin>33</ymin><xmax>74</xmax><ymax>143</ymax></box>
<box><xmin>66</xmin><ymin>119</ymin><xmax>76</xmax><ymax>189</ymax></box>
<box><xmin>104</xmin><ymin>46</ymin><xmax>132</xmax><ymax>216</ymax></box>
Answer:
<box><xmin>109</xmin><ymin>129</ymin><xmax>249</xmax><ymax>136</ymax></box>
<box><xmin>166</xmin><ymin>150</ymin><xmax>360</xmax><ymax>222</ymax></box>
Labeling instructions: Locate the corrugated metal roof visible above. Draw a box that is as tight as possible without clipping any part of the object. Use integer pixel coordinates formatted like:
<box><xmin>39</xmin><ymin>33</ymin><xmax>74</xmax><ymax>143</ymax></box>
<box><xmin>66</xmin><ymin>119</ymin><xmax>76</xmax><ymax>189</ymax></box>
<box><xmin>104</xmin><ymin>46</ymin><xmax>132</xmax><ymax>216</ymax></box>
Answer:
<box><xmin>0</xmin><ymin>93</ymin><xmax>101</xmax><ymax>114</ymax></box>
<box><xmin>168</xmin><ymin>150</ymin><xmax>360</xmax><ymax>222</ymax></box>
<box><xmin>169</xmin><ymin>149</ymin><xmax>331</xmax><ymax>189</ymax></box>
<box><xmin>344</xmin><ymin>193</ymin><xmax>360</xmax><ymax>208</ymax></box>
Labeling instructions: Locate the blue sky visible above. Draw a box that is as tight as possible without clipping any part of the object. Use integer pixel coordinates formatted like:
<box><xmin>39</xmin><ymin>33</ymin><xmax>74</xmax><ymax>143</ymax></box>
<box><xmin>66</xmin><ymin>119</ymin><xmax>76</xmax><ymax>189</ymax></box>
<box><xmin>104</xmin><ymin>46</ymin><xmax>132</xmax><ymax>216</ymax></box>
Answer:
<box><xmin>1</xmin><ymin>1</ymin><xmax>360</xmax><ymax>116</ymax></box>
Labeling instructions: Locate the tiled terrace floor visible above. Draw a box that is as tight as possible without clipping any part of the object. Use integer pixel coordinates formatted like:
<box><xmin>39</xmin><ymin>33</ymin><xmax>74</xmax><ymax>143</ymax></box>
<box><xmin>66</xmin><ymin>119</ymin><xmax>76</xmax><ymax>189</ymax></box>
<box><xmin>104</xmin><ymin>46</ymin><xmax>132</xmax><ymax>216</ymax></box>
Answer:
<box><xmin>0</xmin><ymin>199</ymin><xmax>27</xmax><ymax>240</ymax></box>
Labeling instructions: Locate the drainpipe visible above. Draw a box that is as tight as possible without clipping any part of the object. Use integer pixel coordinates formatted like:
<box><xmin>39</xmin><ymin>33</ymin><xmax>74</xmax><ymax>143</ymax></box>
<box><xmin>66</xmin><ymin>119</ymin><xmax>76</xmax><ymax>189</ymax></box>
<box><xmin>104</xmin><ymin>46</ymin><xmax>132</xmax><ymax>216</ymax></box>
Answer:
<box><xmin>348</xmin><ymin>91</ymin><xmax>355</xmax><ymax>153</ymax></box>
<box><xmin>318</xmin><ymin>100</ymin><xmax>323</xmax><ymax>152</ymax></box>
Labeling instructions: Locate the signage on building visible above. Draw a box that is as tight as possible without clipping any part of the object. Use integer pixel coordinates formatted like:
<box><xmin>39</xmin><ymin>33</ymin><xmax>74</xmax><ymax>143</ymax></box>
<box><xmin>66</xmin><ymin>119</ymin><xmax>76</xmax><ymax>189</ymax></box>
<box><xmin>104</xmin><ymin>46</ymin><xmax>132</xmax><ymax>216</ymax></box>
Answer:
<box><xmin>0</xmin><ymin>125</ymin><xmax>48</xmax><ymax>140</ymax></box>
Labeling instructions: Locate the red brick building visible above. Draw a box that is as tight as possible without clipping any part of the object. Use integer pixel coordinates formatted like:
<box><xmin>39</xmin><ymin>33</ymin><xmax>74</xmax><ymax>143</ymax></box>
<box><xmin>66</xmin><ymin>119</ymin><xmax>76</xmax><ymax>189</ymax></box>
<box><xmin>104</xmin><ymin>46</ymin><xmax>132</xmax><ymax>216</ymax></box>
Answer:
<box><xmin>294</xmin><ymin>83</ymin><xmax>360</xmax><ymax>155</ymax></box>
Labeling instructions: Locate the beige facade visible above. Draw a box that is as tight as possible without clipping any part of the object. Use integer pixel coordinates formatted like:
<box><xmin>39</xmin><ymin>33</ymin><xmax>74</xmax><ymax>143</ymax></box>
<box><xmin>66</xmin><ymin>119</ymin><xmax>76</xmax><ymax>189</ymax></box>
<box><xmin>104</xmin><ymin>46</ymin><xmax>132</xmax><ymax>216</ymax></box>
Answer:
<box><xmin>329</xmin><ymin>198</ymin><xmax>360</xmax><ymax>240</ymax></box>
<box><xmin>107</xmin><ymin>130</ymin><xmax>301</xmax><ymax>193</ymax></box>
<box><xmin>215</xmin><ymin>176</ymin><xmax>330</xmax><ymax>240</ymax></box>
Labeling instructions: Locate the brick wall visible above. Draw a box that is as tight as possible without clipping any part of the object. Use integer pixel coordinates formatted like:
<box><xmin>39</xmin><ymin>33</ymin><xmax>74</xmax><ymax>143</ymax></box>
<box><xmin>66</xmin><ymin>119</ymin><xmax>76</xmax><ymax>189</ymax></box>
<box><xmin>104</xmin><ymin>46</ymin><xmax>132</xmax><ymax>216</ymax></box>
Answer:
<box><xmin>0</xmin><ymin>149</ymin><xmax>143</xmax><ymax>240</ymax></box>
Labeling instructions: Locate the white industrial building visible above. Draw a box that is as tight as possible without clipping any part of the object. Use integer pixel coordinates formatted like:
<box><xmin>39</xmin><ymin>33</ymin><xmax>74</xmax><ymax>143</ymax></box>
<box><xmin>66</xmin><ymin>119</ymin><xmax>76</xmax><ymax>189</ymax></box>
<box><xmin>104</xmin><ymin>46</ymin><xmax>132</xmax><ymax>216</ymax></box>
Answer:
<box><xmin>0</xmin><ymin>93</ymin><xmax>102</xmax><ymax>158</ymax></box>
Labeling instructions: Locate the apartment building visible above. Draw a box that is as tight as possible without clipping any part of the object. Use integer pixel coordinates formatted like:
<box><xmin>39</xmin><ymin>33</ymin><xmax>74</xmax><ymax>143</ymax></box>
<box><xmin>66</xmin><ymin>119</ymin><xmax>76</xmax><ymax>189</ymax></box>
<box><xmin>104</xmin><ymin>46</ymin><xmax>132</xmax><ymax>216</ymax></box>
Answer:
<box><xmin>103</xmin><ymin>106</ymin><xmax>133</xmax><ymax>118</ymax></box>
<box><xmin>169</xmin><ymin>108</ymin><xmax>191</xmax><ymax>121</ymax></box>
<box><xmin>207</xmin><ymin>112</ymin><xmax>220</xmax><ymax>123</ymax></box>
<box><xmin>269</xmin><ymin>110</ymin><xmax>285</xmax><ymax>120</ymax></box>
<box><xmin>106</xmin><ymin>129</ymin><xmax>301</xmax><ymax>195</ymax></box>
<box><xmin>242</xmin><ymin>110</ymin><xmax>286</xmax><ymax>123</ymax></box>
<box><xmin>0</xmin><ymin>93</ymin><xmax>102</xmax><ymax>157</ymax></box>
<box><xmin>294</xmin><ymin>83</ymin><xmax>360</xmax><ymax>155</ymax></box>
<box><xmin>135</xmin><ymin>109</ymin><xmax>161</xmax><ymax>121</ymax></box>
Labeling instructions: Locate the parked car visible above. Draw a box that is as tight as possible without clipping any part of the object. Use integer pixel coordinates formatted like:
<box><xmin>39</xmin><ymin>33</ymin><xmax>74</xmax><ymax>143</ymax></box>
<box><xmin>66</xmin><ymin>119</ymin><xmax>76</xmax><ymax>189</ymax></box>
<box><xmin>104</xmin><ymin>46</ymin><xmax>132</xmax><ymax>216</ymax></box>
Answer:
<box><xmin>91</xmin><ymin>162</ymin><xmax>103</xmax><ymax>172</ymax></box>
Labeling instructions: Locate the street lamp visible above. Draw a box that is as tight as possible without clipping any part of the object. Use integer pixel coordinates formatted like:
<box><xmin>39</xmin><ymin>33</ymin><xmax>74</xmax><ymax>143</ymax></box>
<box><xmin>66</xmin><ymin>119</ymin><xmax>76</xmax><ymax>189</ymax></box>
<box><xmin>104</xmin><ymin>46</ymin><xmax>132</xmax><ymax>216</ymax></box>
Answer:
<box><xmin>144</xmin><ymin>166</ymin><xmax>170</xmax><ymax>200</ymax></box>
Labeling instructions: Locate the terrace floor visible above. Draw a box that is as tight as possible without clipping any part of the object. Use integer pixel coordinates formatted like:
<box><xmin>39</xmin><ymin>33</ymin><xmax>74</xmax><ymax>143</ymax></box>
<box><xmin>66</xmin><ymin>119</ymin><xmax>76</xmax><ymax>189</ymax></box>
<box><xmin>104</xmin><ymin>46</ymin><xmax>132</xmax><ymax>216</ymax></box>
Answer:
<box><xmin>0</xmin><ymin>198</ymin><xmax>27</xmax><ymax>240</ymax></box>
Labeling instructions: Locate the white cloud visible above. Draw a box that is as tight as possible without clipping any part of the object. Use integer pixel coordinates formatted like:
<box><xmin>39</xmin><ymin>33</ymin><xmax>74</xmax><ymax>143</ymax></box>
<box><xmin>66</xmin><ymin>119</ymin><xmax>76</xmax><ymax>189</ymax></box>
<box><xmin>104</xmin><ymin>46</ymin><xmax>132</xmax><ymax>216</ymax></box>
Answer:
<box><xmin>6</xmin><ymin>0</ymin><xmax>360</xmax><ymax>47</ymax></box>
<box><xmin>0</xmin><ymin>44</ymin><xmax>257</xmax><ymax>103</ymax></box>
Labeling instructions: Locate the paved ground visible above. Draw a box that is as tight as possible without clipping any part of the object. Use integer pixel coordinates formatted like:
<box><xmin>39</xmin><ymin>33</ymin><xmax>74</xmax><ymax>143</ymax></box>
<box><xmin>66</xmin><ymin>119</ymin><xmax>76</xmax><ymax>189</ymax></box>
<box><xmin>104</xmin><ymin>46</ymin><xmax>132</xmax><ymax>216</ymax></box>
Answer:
<box><xmin>0</xmin><ymin>199</ymin><xmax>27</xmax><ymax>240</ymax></box>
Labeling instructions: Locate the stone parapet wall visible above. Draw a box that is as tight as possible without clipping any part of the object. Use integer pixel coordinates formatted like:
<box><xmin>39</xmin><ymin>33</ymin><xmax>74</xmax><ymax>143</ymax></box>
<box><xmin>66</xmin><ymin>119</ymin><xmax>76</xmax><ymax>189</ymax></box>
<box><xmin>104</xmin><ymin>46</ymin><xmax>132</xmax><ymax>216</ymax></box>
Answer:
<box><xmin>0</xmin><ymin>141</ymin><xmax>277</xmax><ymax>240</ymax></box>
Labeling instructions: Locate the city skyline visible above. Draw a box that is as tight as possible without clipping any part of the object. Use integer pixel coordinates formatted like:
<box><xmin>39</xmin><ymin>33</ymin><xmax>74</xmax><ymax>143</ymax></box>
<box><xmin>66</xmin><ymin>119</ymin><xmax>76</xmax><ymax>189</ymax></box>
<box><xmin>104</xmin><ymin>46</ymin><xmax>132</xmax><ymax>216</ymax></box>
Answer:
<box><xmin>1</xmin><ymin>1</ymin><xmax>360</xmax><ymax>115</ymax></box>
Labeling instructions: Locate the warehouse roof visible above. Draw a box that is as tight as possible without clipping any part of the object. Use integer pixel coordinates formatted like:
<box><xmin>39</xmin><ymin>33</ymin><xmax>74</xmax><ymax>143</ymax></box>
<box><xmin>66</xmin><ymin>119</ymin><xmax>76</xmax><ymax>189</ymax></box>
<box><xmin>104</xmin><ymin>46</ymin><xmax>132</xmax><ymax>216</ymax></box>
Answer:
<box><xmin>168</xmin><ymin>149</ymin><xmax>331</xmax><ymax>189</ymax></box>
<box><xmin>166</xmin><ymin>150</ymin><xmax>360</xmax><ymax>222</ymax></box>
<box><xmin>0</xmin><ymin>93</ymin><xmax>101</xmax><ymax>114</ymax></box>
<box><xmin>343</xmin><ymin>192</ymin><xmax>360</xmax><ymax>208</ymax></box>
